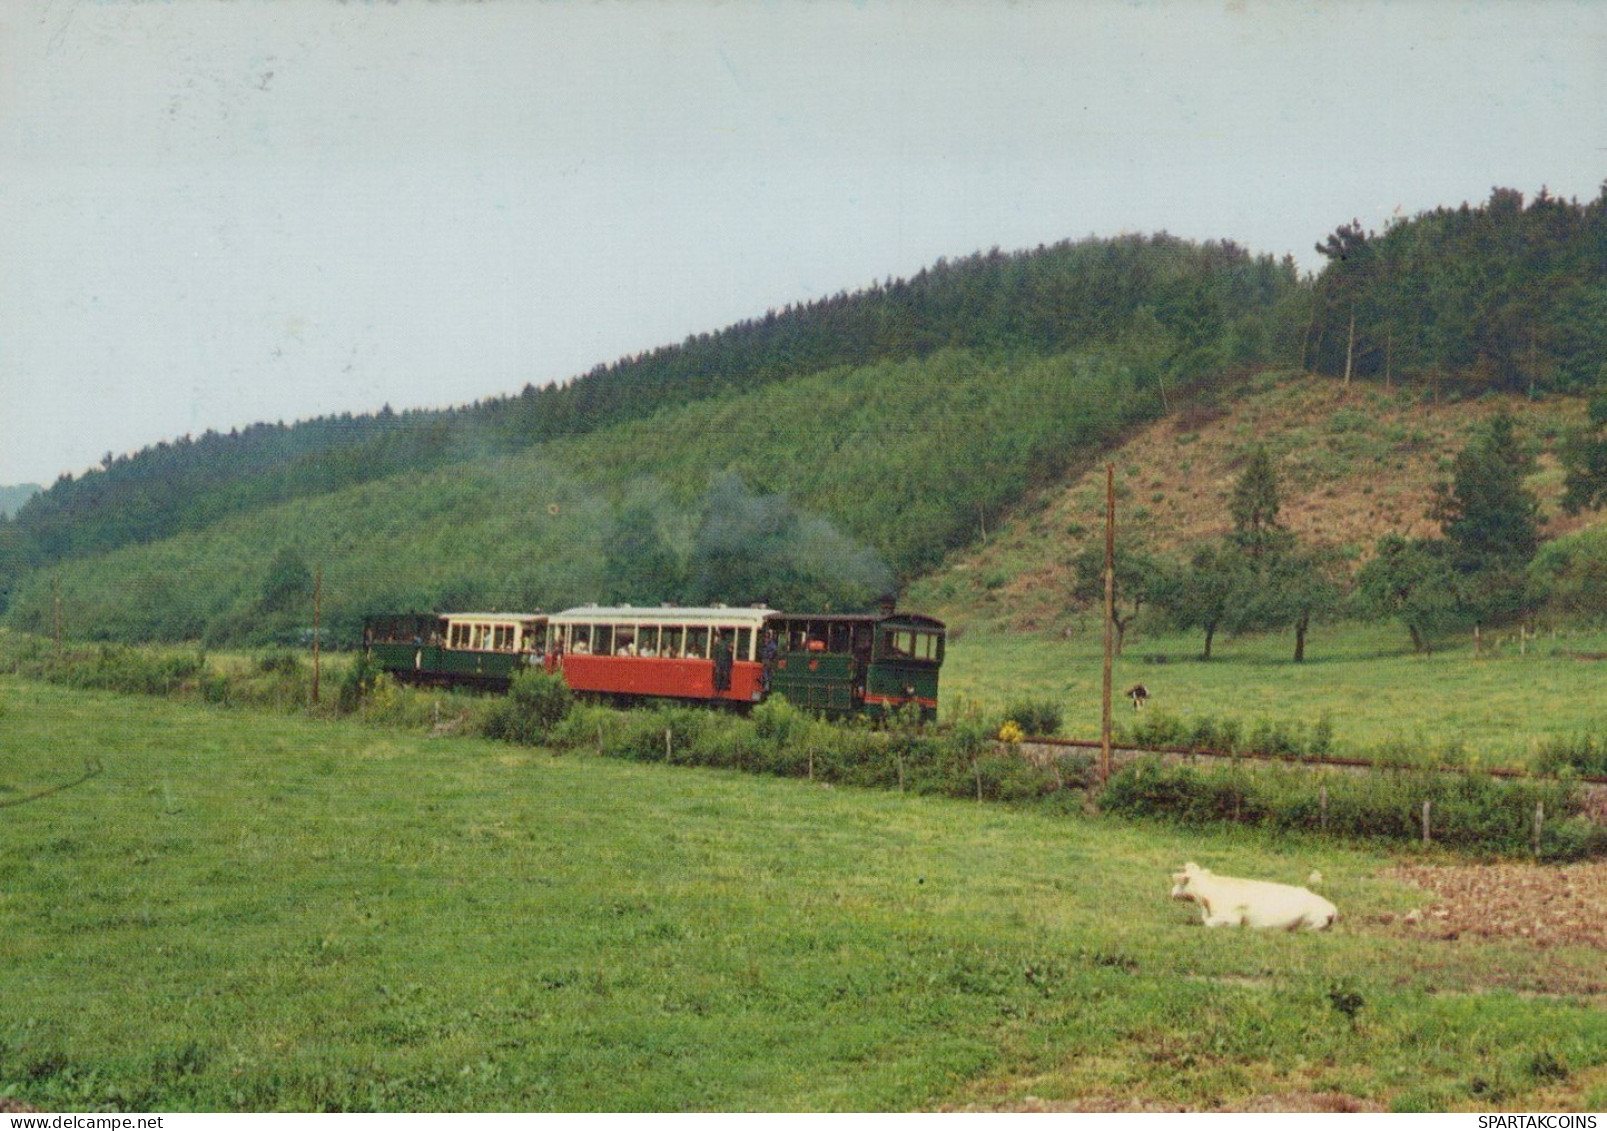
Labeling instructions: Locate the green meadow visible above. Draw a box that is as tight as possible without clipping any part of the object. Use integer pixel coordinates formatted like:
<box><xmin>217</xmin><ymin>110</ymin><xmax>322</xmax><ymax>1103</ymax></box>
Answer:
<box><xmin>4</xmin><ymin>678</ymin><xmax>1606</xmax><ymax>1112</ymax></box>
<box><xmin>941</xmin><ymin>621</ymin><xmax>1607</xmax><ymax>768</ymax></box>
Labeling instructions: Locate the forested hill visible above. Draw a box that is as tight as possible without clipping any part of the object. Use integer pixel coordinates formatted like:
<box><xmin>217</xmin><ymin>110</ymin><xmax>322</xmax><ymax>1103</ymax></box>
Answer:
<box><xmin>0</xmin><ymin>484</ymin><xmax>41</xmax><ymax>520</ymax></box>
<box><xmin>1305</xmin><ymin>186</ymin><xmax>1607</xmax><ymax>392</ymax></box>
<box><xmin>4</xmin><ymin>185</ymin><xmax>1607</xmax><ymax>642</ymax></box>
<box><xmin>3</xmin><ymin>234</ymin><xmax>1303</xmax><ymax>566</ymax></box>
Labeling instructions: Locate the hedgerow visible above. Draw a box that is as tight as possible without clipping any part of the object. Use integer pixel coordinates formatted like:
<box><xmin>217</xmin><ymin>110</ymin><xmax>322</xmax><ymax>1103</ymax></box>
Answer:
<box><xmin>1101</xmin><ymin>756</ymin><xmax>1605</xmax><ymax>860</ymax></box>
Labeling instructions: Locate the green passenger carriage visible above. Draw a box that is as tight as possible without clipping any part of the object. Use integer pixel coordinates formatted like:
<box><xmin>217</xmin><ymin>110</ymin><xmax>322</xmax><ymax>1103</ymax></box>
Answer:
<box><xmin>363</xmin><ymin>612</ymin><xmax>549</xmax><ymax>690</ymax></box>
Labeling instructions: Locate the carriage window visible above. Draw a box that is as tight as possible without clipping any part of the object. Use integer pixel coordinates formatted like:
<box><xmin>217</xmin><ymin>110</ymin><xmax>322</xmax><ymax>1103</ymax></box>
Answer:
<box><xmin>685</xmin><ymin>626</ymin><xmax>709</xmax><ymax>659</ymax></box>
<box><xmin>884</xmin><ymin>630</ymin><xmax>940</xmax><ymax>661</ymax></box>
<box><xmin>660</xmin><ymin>626</ymin><xmax>683</xmax><ymax>658</ymax></box>
<box><xmin>614</xmin><ymin>627</ymin><xmax>636</xmax><ymax>656</ymax></box>
<box><xmin>570</xmin><ymin>625</ymin><xmax>591</xmax><ymax>653</ymax></box>
<box><xmin>594</xmin><ymin>626</ymin><xmax>613</xmax><ymax>655</ymax></box>
<box><xmin>734</xmin><ymin>627</ymin><xmax>753</xmax><ymax>661</ymax></box>
<box><xmin>637</xmin><ymin>626</ymin><xmax>659</xmax><ymax>657</ymax></box>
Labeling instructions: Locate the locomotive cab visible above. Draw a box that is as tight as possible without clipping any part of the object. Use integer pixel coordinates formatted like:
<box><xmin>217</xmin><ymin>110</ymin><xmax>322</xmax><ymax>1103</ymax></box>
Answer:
<box><xmin>768</xmin><ymin>610</ymin><xmax>945</xmax><ymax>720</ymax></box>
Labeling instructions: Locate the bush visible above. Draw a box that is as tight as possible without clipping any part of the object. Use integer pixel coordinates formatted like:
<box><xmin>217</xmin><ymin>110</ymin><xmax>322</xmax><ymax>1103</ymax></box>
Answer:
<box><xmin>1002</xmin><ymin>698</ymin><xmax>1063</xmax><ymax>737</ymax></box>
<box><xmin>257</xmin><ymin>650</ymin><xmax>303</xmax><ymax>676</ymax></box>
<box><xmin>1128</xmin><ymin>712</ymin><xmax>1188</xmax><ymax>748</ymax></box>
<box><xmin>59</xmin><ymin>645</ymin><xmax>204</xmax><ymax>696</ymax></box>
<box><xmin>1534</xmin><ymin>733</ymin><xmax>1607</xmax><ymax>777</ymax></box>
<box><xmin>337</xmin><ymin>654</ymin><xmax>382</xmax><ymax>714</ymax></box>
<box><xmin>481</xmin><ymin>669</ymin><xmax>574</xmax><ymax>746</ymax></box>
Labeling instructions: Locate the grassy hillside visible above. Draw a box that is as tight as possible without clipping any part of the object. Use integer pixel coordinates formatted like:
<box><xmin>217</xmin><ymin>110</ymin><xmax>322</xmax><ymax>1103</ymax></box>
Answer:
<box><xmin>5</xmin><ymin>348</ymin><xmax>1167</xmax><ymax>644</ymax></box>
<box><xmin>5</xmin><ymin>678</ymin><xmax>1606</xmax><ymax>1111</ymax></box>
<box><xmin>911</xmin><ymin>375</ymin><xmax>1604</xmax><ymax>636</ymax></box>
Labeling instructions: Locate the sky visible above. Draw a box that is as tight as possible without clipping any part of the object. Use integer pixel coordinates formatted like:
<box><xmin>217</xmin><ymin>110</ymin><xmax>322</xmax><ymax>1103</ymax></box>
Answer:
<box><xmin>2</xmin><ymin>0</ymin><xmax>1604</xmax><ymax>488</ymax></box>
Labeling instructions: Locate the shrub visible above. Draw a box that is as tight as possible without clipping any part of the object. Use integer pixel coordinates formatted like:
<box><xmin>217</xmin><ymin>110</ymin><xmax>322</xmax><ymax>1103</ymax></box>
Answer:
<box><xmin>481</xmin><ymin>669</ymin><xmax>574</xmax><ymax>746</ymax></box>
<box><xmin>1244</xmin><ymin>718</ymin><xmax>1303</xmax><ymax>759</ymax></box>
<box><xmin>972</xmin><ymin>752</ymin><xmax>1058</xmax><ymax>802</ymax></box>
<box><xmin>1128</xmin><ymin>711</ymin><xmax>1188</xmax><ymax>748</ymax></box>
<box><xmin>1534</xmin><ymin>733</ymin><xmax>1607</xmax><ymax>777</ymax></box>
<box><xmin>59</xmin><ymin>645</ymin><xmax>204</xmax><ymax>696</ymax></box>
<box><xmin>1002</xmin><ymin>698</ymin><xmax>1063</xmax><ymax>737</ymax></box>
<box><xmin>257</xmin><ymin>650</ymin><xmax>303</xmax><ymax>676</ymax></box>
<box><xmin>337</xmin><ymin>654</ymin><xmax>382</xmax><ymax>714</ymax></box>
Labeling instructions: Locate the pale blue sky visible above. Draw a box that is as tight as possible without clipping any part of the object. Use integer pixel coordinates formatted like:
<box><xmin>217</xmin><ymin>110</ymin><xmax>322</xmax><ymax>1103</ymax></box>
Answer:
<box><xmin>2</xmin><ymin>0</ymin><xmax>1603</xmax><ymax>486</ymax></box>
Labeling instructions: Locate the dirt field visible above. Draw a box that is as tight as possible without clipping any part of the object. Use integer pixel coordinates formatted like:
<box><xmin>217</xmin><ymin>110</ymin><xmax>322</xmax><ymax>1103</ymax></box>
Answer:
<box><xmin>1382</xmin><ymin>861</ymin><xmax>1607</xmax><ymax>951</ymax></box>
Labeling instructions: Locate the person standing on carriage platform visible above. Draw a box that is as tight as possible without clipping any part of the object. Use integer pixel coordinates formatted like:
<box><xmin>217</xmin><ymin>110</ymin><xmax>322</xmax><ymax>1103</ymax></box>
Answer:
<box><xmin>760</xmin><ymin>629</ymin><xmax>777</xmax><ymax>693</ymax></box>
<box><xmin>712</xmin><ymin>632</ymin><xmax>733</xmax><ymax>693</ymax></box>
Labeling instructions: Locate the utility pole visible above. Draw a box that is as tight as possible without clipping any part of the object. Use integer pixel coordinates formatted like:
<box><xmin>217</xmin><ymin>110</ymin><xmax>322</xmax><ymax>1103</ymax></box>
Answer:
<box><xmin>1101</xmin><ymin>464</ymin><xmax>1115</xmax><ymax>787</ymax></box>
<box><xmin>311</xmin><ymin>565</ymin><xmax>322</xmax><ymax>707</ymax></box>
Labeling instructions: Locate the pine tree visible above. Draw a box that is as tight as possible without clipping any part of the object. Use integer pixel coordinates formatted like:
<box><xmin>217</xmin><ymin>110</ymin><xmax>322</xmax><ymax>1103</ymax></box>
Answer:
<box><xmin>1228</xmin><ymin>446</ymin><xmax>1293</xmax><ymax>561</ymax></box>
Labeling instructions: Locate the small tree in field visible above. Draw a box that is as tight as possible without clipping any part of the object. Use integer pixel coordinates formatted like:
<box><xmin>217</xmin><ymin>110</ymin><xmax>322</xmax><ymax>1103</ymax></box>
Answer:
<box><xmin>1249</xmin><ymin>545</ymin><xmax>1347</xmax><ymax>663</ymax></box>
<box><xmin>1355</xmin><ymin>535</ymin><xmax>1465</xmax><ymax>654</ymax></box>
<box><xmin>1071</xmin><ymin>541</ymin><xmax>1166</xmax><ymax>657</ymax></box>
<box><xmin>1159</xmin><ymin>542</ymin><xmax>1254</xmax><ymax>660</ymax></box>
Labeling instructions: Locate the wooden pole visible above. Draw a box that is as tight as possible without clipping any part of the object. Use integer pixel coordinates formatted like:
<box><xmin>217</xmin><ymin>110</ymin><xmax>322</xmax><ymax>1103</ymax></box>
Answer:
<box><xmin>53</xmin><ymin>576</ymin><xmax>63</xmax><ymax>662</ymax></box>
<box><xmin>311</xmin><ymin>565</ymin><xmax>322</xmax><ymax>707</ymax></box>
<box><xmin>1100</xmin><ymin>464</ymin><xmax>1115</xmax><ymax>787</ymax></box>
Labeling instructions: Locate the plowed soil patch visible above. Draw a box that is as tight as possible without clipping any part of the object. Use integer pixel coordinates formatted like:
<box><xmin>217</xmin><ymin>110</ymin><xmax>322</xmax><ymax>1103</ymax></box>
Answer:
<box><xmin>1383</xmin><ymin>862</ymin><xmax>1607</xmax><ymax>950</ymax></box>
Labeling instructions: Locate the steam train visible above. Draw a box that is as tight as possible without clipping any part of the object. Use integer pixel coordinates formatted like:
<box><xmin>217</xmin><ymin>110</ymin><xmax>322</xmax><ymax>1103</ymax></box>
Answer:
<box><xmin>363</xmin><ymin>602</ymin><xmax>945</xmax><ymax>721</ymax></box>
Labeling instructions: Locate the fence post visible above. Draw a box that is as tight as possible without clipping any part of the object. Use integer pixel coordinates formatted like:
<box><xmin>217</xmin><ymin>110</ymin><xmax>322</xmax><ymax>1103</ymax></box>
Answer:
<box><xmin>1319</xmin><ymin>785</ymin><xmax>1328</xmax><ymax>833</ymax></box>
<box><xmin>975</xmin><ymin>759</ymin><xmax>983</xmax><ymax>803</ymax></box>
<box><xmin>897</xmin><ymin>752</ymin><xmax>905</xmax><ymax>793</ymax></box>
<box><xmin>665</xmin><ymin>728</ymin><xmax>672</xmax><ymax>763</ymax></box>
<box><xmin>1534</xmin><ymin>801</ymin><xmax>1544</xmax><ymax>857</ymax></box>
<box><xmin>1421</xmin><ymin>799</ymin><xmax>1432</xmax><ymax>846</ymax></box>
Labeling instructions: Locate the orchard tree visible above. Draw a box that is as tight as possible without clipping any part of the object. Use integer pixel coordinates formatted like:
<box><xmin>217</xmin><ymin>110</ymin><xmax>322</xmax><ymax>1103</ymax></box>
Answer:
<box><xmin>1252</xmin><ymin>546</ymin><xmax>1347</xmax><ymax>662</ymax></box>
<box><xmin>1161</xmin><ymin>542</ymin><xmax>1253</xmax><ymax>660</ymax></box>
<box><xmin>1355</xmin><ymin>535</ymin><xmax>1465</xmax><ymax>654</ymax></box>
<box><xmin>1071</xmin><ymin>541</ymin><xmax>1166</xmax><ymax>657</ymax></box>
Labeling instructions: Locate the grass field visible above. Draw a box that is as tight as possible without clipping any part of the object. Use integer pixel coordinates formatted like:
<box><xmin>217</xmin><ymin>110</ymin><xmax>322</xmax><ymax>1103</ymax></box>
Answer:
<box><xmin>4</xmin><ymin>678</ymin><xmax>1607</xmax><ymax>1112</ymax></box>
<box><xmin>940</xmin><ymin>621</ymin><xmax>1607</xmax><ymax>768</ymax></box>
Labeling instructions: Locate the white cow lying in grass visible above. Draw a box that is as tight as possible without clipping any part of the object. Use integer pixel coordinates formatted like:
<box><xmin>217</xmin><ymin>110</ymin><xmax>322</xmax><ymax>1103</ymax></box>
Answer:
<box><xmin>1170</xmin><ymin>861</ymin><xmax>1337</xmax><ymax>932</ymax></box>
